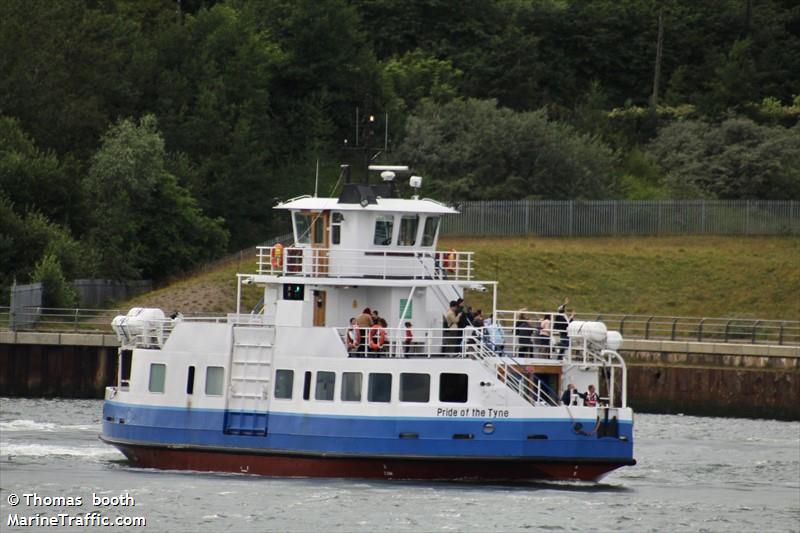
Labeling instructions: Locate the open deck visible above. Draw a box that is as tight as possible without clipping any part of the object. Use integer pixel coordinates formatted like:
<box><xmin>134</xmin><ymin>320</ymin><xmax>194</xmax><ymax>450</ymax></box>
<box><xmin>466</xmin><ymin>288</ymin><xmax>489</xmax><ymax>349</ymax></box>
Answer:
<box><xmin>256</xmin><ymin>245</ymin><xmax>474</xmax><ymax>280</ymax></box>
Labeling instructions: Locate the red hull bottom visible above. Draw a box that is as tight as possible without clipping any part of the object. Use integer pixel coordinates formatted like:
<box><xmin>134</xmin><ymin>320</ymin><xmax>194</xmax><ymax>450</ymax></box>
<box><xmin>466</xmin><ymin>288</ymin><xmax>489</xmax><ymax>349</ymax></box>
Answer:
<box><xmin>106</xmin><ymin>441</ymin><xmax>633</xmax><ymax>482</ymax></box>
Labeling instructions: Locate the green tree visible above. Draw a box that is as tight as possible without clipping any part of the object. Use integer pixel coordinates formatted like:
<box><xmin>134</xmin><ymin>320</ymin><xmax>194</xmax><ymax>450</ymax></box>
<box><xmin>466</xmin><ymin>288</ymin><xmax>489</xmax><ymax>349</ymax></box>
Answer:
<box><xmin>83</xmin><ymin>115</ymin><xmax>228</xmax><ymax>280</ymax></box>
<box><xmin>397</xmin><ymin>99</ymin><xmax>617</xmax><ymax>200</ymax></box>
<box><xmin>31</xmin><ymin>254</ymin><xmax>77</xmax><ymax>309</ymax></box>
<box><xmin>647</xmin><ymin>117</ymin><xmax>800</xmax><ymax>199</ymax></box>
<box><xmin>0</xmin><ymin>116</ymin><xmax>79</xmax><ymax>227</ymax></box>
<box><xmin>0</xmin><ymin>194</ymin><xmax>88</xmax><ymax>290</ymax></box>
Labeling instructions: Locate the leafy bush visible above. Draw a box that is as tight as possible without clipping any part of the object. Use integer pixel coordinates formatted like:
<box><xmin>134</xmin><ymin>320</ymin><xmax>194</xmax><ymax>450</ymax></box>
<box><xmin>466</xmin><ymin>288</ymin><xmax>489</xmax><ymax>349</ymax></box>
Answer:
<box><xmin>31</xmin><ymin>254</ymin><xmax>77</xmax><ymax>309</ymax></box>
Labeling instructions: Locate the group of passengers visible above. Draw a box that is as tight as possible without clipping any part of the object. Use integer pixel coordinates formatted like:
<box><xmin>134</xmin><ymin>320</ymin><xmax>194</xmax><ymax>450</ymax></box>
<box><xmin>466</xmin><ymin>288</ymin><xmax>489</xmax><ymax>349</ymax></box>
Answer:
<box><xmin>560</xmin><ymin>383</ymin><xmax>600</xmax><ymax>407</ymax></box>
<box><xmin>346</xmin><ymin>308</ymin><xmax>390</xmax><ymax>357</ymax></box>
<box><xmin>442</xmin><ymin>298</ymin><xmax>486</xmax><ymax>355</ymax></box>
<box><xmin>513</xmin><ymin>298</ymin><xmax>576</xmax><ymax>359</ymax></box>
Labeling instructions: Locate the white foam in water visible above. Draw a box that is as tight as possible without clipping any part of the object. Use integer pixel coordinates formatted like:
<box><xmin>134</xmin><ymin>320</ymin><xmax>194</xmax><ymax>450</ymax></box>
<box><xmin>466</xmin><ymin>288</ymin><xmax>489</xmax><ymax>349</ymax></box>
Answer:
<box><xmin>0</xmin><ymin>442</ymin><xmax>122</xmax><ymax>459</ymax></box>
<box><xmin>0</xmin><ymin>419</ymin><xmax>96</xmax><ymax>432</ymax></box>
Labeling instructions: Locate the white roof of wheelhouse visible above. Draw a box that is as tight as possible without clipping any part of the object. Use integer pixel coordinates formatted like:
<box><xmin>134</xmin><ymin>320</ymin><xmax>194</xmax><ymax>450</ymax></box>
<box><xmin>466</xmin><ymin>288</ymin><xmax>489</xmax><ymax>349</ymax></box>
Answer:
<box><xmin>274</xmin><ymin>196</ymin><xmax>457</xmax><ymax>215</ymax></box>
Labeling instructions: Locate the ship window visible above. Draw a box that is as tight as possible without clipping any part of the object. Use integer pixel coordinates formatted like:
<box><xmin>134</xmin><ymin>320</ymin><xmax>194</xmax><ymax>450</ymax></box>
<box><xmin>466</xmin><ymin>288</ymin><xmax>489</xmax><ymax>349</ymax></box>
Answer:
<box><xmin>368</xmin><ymin>373</ymin><xmax>392</xmax><ymax>403</ymax></box>
<box><xmin>119</xmin><ymin>350</ymin><xmax>132</xmax><ymax>389</ymax></box>
<box><xmin>422</xmin><ymin>217</ymin><xmax>439</xmax><ymax>247</ymax></box>
<box><xmin>148</xmin><ymin>363</ymin><xmax>166</xmax><ymax>393</ymax></box>
<box><xmin>205</xmin><ymin>366</ymin><xmax>224</xmax><ymax>396</ymax></box>
<box><xmin>294</xmin><ymin>213</ymin><xmax>312</xmax><ymax>244</ymax></box>
<box><xmin>398</xmin><ymin>215</ymin><xmax>419</xmax><ymax>246</ymax></box>
<box><xmin>315</xmin><ymin>371</ymin><xmax>335</xmax><ymax>401</ymax></box>
<box><xmin>341</xmin><ymin>372</ymin><xmax>362</xmax><ymax>402</ymax></box>
<box><xmin>373</xmin><ymin>215</ymin><xmax>394</xmax><ymax>246</ymax></box>
<box><xmin>331</xmin><ymin>212</ymin><xmax>343</xmax><ymax>245</ymax></box>
<box><xmin>283</xmin><ymin>283</ymin><xmax>305</xmax><ymax>301</ymax></box>
<box><xmin>274</xmin><ymin>369</ymin><xmax>294</xmax><ymax>399</ymax></box>
<box><xmin>400</xmin><ymin>373</ymin><xmax>430</xmax><ymax>403</ymax></box>
<box><xmin>303</xmin><ymin>371</ymin><xmax>312</xmax><ymax>400</ymax></box>
<box><xmin>186</xmin><ymin>365</ymin><xmax>196</xmax><ymax>395</ymax></box>
<box><xmin>439</xmin><ymin>373</ymin><xmax>468</xmax><ymax>403</ymax></box>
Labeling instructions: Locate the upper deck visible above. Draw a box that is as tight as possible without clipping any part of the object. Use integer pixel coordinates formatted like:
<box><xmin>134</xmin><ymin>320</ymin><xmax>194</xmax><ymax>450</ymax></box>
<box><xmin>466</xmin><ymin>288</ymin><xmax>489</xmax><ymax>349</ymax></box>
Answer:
<box><xmin>262</xmin><ymin>191</ymin><xmax>477</xmax><ymax>281</ymax></box>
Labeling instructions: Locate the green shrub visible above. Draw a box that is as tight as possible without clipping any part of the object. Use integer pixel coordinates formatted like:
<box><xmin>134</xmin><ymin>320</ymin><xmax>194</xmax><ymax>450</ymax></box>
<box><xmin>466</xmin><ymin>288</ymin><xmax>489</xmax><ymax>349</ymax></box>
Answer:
<box><xmin>31</xmin><ymin>254</ymin><xmax>77</xmax><ymax>309</ymax></box>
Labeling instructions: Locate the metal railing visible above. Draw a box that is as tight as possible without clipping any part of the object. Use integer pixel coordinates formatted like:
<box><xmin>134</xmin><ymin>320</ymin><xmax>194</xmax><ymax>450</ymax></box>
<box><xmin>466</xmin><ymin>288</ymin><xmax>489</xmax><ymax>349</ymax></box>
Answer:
<box><xmin>442</xmin><ymin>199</ymin><xmax>800</xmax><ymax>236</ymax></box>
<box><xmin>493</xmin><ymin>309</ymin><xmax>800</xmax><ymax>346</ymax></box>
<box><xmin>256</xmin><ymin>246</ymin><xmax>474</xmax><ymax>280</ymax></box>
<box><xmin>573</xmin><ymin>313</ymin><xmax>800</xmax><ymax>346</ymax></box>
<box><xmin>2</xmin><ymin>306</ymin><xmax>797</xmax><ymax>348</ymax></box>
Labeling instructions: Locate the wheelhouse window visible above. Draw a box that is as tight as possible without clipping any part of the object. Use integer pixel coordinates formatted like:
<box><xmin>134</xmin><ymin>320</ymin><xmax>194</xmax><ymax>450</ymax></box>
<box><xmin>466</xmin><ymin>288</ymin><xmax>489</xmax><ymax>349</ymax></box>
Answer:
<box><xmin>373</xmin><ymin>215</ymin><xmax>394</xmax><ymax>246</ymax></box>
<box><xmin>368</xmin><ymin>373</ymin><xmax>392</xmax><ymax>402</ymax></box>
<box><xmin>398</xmin><ymin>215</ymin><xmax>419</xmax><ymax>246</ymax></box>
<box><xmin>400</xmin><ymin>373</ymin><xmax>430</xmax><ymax>403</ymax></box>
<box><xmin>341</xmin><ymin>372</ymin><xmax>362</xmax><ymax>402</ymax></box>
<box><xmin>439</xmin><ymin>373</ymin><xmax>468</xmax><ymax>403</ymax></box>
<box><xmin>421</xmin><ymin>217</ymin><xmax>439</xmax><ymax>247</ymax></box>
<box><xmin>331</xmin><ymin>212</ymin><xmax>343</xmax><ymax>245</ymax></box>
<box><xmin>274</xmin><ymin>369</ymin><xmax>294</xmax><ymax>399</ymax></box>
<box><xmin>294</xmin><ymin>213</ymin><xmax>313</xmax><ymax>244</ymax></box>
<box><xmin>205</xmin><ymin>366</ymin><xmax>224</xmax><ymax>396</ymax></box>
<box><xmin>148</xmin><ymin>363</ymin><xmax>166</xmax><ymax>393</ymax></box>
<box><xmin>315</xmin><ymin>371</ymin><xmax>335</xmax><ymax>401</ymax></box>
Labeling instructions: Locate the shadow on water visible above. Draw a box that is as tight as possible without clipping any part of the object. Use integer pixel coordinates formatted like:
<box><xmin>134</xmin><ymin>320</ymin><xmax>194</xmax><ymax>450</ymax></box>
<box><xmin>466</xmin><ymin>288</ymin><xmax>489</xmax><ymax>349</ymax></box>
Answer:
<box><xmin>106</xmin><ymin>460</ymin><xmax>632</xmax><ymax>494</ymax></box>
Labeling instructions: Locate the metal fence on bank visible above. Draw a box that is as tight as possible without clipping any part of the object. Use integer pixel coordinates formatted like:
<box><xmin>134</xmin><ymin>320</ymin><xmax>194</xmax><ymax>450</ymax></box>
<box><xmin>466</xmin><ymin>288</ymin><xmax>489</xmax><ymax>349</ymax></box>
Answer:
<box><xmin>441</xmin><ymin>200</ymin><xmax>799</xmax><ymax>236</ymax></box>
<box><xmin>1</xmin><ymin>306</ymin><xmax>797</xmax><ymax>346</ymax></box>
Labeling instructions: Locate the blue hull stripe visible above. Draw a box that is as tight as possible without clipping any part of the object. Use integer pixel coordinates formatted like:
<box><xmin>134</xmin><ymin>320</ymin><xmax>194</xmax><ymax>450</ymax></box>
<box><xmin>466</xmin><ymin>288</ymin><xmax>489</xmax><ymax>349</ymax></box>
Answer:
<box><xmin>103</xmin><ymin>401</ymin><xmax>633</xmax><ymax>460</ymax></box>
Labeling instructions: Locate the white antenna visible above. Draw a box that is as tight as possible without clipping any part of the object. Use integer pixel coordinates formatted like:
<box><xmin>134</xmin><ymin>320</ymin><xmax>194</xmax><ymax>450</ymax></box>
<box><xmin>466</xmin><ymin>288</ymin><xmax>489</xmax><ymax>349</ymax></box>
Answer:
<box><xmin>314</xmin><ymin>158</ymin><xmax>319</xmax><ymax>198</ymax></box>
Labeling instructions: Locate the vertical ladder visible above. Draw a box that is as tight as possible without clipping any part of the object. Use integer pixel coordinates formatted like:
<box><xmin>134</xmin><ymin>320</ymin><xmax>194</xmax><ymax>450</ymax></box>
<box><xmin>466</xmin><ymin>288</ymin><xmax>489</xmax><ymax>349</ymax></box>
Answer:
<box><xmin>223</xmin><ymin>325</ymin><xmax>275</xmax><ymax>436</ymax></box>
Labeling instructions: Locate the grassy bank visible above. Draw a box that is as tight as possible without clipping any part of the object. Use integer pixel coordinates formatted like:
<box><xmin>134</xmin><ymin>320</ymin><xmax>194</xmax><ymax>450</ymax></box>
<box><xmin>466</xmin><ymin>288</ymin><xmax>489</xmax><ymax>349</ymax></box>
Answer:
<box><xmin>121</xmin><ymin>236</ymin><xmax>800</xmax><ymax>320</ymax></box>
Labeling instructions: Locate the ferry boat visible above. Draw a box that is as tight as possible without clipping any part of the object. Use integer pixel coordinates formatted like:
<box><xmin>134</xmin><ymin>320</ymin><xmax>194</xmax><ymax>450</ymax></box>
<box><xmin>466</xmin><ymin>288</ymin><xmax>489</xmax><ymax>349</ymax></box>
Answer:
<box><xmin>101</xmin><ymin>166</ymin><xmax>635</xmax><ymax>481</ymax></box>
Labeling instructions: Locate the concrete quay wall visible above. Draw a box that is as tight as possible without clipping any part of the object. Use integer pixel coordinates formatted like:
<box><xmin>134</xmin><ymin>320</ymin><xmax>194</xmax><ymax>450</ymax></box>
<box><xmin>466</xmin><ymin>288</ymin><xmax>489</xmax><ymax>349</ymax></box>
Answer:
<box><xmin>620</xmin><ymin>339</ymin><xmax>799</xmax><ymax>421</ymax></box>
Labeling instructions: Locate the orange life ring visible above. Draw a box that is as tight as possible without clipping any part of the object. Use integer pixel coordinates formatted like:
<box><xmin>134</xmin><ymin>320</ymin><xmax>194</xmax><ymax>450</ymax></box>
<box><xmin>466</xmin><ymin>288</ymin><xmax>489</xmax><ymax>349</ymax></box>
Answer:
<box><xmin>270</xmin><ymin>243</ymin><xmax>284</xmax><ymax>269</ymax></box>
<box><xmin>443</xmin><ymin>249</ymin><xmax>457</xmax><ymax>273</ymax></box>
<box><xmin>368</xmin><ymin>325</ymin><xmax>386</xmax><ymax>350</ymax></box>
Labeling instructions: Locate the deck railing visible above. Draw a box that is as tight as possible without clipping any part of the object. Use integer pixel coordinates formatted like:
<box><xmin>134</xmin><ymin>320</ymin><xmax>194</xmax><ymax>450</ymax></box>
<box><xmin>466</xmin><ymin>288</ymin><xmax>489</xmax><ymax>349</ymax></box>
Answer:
<box><xmin>256</xmin><ymin>246</ymin><xmax>474</xmax><ymax>280</ymax></box>
<box><xmin>493</xmin><ymin>309</ymin><xmax>800</xmax><ymax>346</ymax></box>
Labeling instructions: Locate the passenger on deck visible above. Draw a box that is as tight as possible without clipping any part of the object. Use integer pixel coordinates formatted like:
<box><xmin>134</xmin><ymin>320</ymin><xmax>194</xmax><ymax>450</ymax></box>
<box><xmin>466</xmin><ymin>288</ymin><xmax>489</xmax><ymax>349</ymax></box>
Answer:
<box><xmin>554</xmin><ymin>298</ymin><xmax>575</xmax><ymax>357</ymax></box>
<box><xmin>346</xmin><ymin>317</ymin><xmax>360</xmax><ymax>355</ymax></box>
<box><xmin>371</xmin><ymin>309</ymin><xmax>381</xmax><ymax>324</ymax></box>
<box><xmin>444</xmin><ymin>301</ymin><xmax>461</xmax><ymax>355</ymax></box>
<box><xmin>356</xmin><ymin>307</ymin><xmax>373</xmax><ymax>355</ymax></box>
<box><xmin>484</xmin><ymin>315</ymin><xmax>505</xmax><ymax>355</ymax></box>
<box><xmin>515</xmin><ymin>313</ymin><xmax>534</xmax><ymax>356</ymax></box>
<box><xmin>368</xmin><ymin>318</ymin><xmax>388</xmax><ymax>357</ymax></box>
<box><xmin>581</xmin><ymin>384</ymin><xmax>599</xmax><ymax>407</ymax></box>
<box><xmin>560</xmin><ymin>383</ymin><xmax>580</xmax><ymax>405</ymax></box>
<box><xmin>458</xmin><ymin>304</ymin><xmax>473</xmax><ymax>329</ymax></box>
<box><xmin>472</xmin><ymin>309</ymin><xmax>484</xmax><ymax>328</ymax></box>
<box><xmin>403</xmin><ymin>321</ymin><xmax>415</xmax><ymax>355</ymax></box>
<box><xmin>536</xmin><ymin>314</ymin><xmax>551</xmax><ymax>357</ymax></box>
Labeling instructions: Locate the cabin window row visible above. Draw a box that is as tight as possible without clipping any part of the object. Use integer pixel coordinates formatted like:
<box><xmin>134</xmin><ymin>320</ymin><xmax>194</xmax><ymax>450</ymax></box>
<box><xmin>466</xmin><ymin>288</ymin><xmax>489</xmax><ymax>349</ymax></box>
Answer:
<box><xmin>147</xmin><ymin>363</ymin><xmax>224</xmax><ymax>396</ymax></box>
<box><xmin>274</xmin><ymin>370</ymin><xmax>468</xmax><ymax>404</ymax></box>
<box><xmin>292</xmin><ymin>213</ymin><xmax>440</xmax><ymax>248</ymax></box>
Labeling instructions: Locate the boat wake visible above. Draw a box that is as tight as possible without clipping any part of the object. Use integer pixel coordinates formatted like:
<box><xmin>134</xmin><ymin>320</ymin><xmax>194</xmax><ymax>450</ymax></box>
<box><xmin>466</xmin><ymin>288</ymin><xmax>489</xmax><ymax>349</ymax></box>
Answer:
<box><xmin>0</xmin><ymin>419</ymin><xmax>97</xmax><ymax>432</ymax></box>
<box><xmin>0</xmin><ymin>441</ymin><xmax>122</xmax><ymax>460</ymax></box>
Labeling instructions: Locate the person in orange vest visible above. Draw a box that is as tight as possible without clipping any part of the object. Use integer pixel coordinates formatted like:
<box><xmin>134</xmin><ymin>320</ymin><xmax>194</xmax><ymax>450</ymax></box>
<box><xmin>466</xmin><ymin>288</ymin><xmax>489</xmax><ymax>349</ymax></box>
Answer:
<box><xmin>581</xmin><ymin>384</ymin><xmax>599</xmax><ymax>407</ymax></box>
<box><xmin>368</xmin><ymin>318</ymin><xmax>387</xmax><ymax>357</ymax></box>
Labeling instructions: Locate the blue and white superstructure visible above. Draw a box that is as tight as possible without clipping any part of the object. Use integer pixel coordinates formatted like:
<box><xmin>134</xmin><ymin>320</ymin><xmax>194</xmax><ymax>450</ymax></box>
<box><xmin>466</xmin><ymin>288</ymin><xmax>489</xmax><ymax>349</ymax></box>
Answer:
<box><xmin>102</xmin><ymin>167</ymin><xmax>635</xmax><ymax>481</ymax></box>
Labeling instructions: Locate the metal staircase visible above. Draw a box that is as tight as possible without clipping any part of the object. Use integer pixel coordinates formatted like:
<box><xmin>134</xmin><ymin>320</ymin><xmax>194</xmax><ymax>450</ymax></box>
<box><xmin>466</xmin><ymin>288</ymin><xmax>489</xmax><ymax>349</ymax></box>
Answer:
<box><xmin>223</xmin><ymin>325</ymin><xmax>276</xmax><ymax>436</ymax></box>
<box><xmin>465</xmin><ymin>333</ymin><xmax>559</xmax><ymax>407</ymax></box>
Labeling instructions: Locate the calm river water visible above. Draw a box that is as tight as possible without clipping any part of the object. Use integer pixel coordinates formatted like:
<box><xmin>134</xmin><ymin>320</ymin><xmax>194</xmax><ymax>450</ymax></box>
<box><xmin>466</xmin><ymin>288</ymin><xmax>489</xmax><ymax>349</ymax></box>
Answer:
<box><xmin>0</xmin><ymin>398</ymin><xmax>798</xmax><ymax>532</ymax></box>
